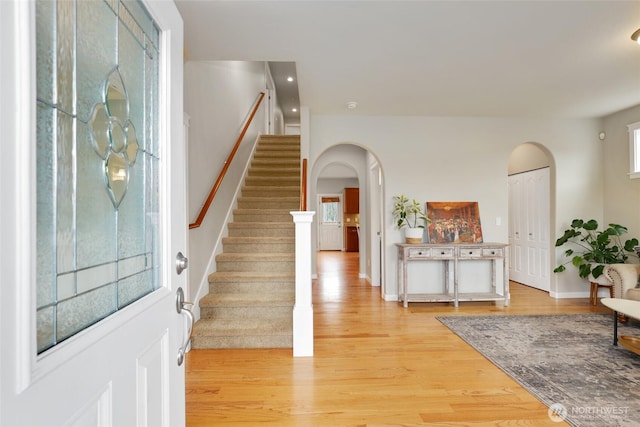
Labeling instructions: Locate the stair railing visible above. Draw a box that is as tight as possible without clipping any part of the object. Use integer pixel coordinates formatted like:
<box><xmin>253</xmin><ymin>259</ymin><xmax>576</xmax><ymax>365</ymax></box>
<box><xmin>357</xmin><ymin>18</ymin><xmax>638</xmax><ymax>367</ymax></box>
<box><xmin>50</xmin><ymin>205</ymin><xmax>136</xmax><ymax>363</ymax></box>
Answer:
<box><xmin>189</xmin><ymin>92</ymin><xmax>265</xmax><ymax>229</ymax></box>
<box><xmin>300</xmin><ymin>158</ymin><xmax>308</xmax><ymax>211</ymax></box>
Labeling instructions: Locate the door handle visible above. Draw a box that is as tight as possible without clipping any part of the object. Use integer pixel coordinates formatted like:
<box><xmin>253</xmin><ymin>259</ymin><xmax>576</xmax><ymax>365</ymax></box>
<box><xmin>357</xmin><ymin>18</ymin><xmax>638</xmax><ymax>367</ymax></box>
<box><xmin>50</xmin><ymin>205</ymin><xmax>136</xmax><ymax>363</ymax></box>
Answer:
<box><xmin>176</xmin><ymin>287</ymin><xmax>194</xmax><ymax>366</ymax></box>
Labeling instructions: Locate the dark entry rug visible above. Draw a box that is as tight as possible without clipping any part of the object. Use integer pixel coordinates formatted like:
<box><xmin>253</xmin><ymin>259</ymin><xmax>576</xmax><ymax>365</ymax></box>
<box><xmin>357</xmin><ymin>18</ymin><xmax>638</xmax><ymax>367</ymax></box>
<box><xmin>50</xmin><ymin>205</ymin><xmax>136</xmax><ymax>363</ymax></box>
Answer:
<box><xmin>437</xmin><ymin>314</ymin><xmax>640</xmax><ymax>427</ymax></box>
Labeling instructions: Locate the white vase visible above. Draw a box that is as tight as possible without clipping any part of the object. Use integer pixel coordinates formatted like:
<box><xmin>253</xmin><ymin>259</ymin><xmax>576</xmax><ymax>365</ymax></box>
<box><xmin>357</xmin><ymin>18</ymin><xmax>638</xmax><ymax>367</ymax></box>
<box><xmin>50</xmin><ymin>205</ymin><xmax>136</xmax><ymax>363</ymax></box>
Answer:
<box><xmin>404</xmin><ymin>227</ymin><xmax>423</xmax><ymax>244</ymax></box>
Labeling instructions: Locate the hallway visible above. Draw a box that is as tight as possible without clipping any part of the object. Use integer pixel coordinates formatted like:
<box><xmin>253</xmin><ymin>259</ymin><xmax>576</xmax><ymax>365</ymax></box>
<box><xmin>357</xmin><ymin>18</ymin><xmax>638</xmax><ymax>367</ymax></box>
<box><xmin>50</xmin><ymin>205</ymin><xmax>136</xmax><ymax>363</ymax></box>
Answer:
<box><xmin>186</xmin><ymin>251</ymin><xmax>607</xmax><ymax>426</ymax></box>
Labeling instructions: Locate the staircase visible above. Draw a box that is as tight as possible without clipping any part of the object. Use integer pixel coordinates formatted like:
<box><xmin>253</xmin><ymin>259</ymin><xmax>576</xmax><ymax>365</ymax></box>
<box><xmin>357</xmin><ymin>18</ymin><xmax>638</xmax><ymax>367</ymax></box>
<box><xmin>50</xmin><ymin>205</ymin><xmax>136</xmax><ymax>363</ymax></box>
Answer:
<box><xmin>191</xmin><ymin>135</ymin><xmax>301</xmax><ymax>349</ymax></box>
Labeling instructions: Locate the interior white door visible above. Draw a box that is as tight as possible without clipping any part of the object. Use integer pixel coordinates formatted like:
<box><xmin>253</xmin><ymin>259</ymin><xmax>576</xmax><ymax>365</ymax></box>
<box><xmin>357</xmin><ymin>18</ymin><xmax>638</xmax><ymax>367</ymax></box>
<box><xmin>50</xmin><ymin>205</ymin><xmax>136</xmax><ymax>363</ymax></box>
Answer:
<box><xmin>318</xmin><ymin>195</ymin><xmax>343</xmax><ymax>250</ymax></box>
<box><xmin>0</xmin><ymin>1</ymin><xmax>187</xmax><ymax>426</ymax></box>
<box><xmin>509</xmin><ymin>168</ymin><xmax>550</xmax><ymax>291</ymax></box>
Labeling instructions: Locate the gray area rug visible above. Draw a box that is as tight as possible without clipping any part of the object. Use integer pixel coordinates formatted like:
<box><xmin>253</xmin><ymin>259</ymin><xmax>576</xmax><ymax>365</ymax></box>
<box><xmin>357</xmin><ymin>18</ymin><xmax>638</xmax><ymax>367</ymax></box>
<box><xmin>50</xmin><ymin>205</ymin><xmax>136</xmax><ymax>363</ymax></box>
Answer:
<box><xmin>438</xmin><ymin>314</ymin><xmax>640</xmax><ymax>427</ymax></box>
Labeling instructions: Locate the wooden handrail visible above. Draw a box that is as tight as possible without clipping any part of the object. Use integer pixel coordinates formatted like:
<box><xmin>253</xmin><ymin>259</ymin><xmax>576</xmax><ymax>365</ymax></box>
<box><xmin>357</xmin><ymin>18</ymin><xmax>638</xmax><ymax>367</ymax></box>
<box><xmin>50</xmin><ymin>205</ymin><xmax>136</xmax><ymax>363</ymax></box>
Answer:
<box><xmin>189</xmin><ymin>92</ymin><xmax>265</xmax><ymax>229</ymax></box>
<box><xmin>300</xmin><ymin>158</ymin><xmax>308</xmax><ymax>211</ymax></box>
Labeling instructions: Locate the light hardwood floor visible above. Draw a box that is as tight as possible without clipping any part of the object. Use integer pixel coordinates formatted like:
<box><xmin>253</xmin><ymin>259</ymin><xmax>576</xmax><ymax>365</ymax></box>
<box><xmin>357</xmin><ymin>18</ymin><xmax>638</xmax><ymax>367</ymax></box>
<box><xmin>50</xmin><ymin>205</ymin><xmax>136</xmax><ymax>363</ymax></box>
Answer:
<box><xmin>186</xmin><ymin>251</ymin><xmax>610</xmax><ymax>426</ymax></box>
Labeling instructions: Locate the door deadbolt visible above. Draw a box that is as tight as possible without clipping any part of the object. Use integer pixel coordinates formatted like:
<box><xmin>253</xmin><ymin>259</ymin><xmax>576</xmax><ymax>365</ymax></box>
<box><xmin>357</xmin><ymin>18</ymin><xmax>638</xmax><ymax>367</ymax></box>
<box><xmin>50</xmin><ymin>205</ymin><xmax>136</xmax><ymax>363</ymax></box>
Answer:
<box><xmin>176</xmin><ymin>252</ymin><xmax>188</xmax><ymax>275</ymax></box>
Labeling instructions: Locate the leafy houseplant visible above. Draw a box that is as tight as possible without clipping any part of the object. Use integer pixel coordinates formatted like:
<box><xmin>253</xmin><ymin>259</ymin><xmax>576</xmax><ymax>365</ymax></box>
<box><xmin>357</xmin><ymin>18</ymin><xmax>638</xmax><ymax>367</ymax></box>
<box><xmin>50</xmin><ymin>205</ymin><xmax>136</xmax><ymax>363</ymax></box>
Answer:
<box><xmin>554</xmin><ymin>219</ymin><xmax>639</xmax><ymax>279</ymax></box>
<box><xmin>392</xmin><ymin>195</ymin><xmax>430</xmax><ymax>243</ymax></box>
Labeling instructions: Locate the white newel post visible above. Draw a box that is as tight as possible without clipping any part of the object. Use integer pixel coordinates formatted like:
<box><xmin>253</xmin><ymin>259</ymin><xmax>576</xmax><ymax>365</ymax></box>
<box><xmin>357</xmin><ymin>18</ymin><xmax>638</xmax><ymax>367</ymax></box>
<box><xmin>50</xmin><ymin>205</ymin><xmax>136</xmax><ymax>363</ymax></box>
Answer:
<box><xmin>291</xmin><ymin>211</ymin><xmax>315</xmax><ymax>357</ymax></box>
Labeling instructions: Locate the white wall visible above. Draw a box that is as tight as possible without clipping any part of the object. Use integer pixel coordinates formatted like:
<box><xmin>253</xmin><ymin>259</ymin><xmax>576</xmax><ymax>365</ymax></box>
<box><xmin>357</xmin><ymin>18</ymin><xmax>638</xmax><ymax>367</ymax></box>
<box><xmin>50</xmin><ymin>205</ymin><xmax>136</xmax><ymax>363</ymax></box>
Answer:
<box><xmin>316</xmin><ymin>177</ymin><xmax>358</xmax><ymax>193</ymax></box>
<box><xmin>184</xmin><ymin>61</ymin><xmax>268</xmax><ymax>306</ymax></box>
<box><xmin>603</xmin><ymin>104</ymin><xmax>640</xmax><ymax>241</ymax></box>
<box><xmin>508</xmin><ymin>143</ymin><xmax>552</xmax><ymax>175</ymax></box>
<box><xmin>309</xmin><ymin>115</ymin><xmax>604</xmax><ymax>300</ymax></box>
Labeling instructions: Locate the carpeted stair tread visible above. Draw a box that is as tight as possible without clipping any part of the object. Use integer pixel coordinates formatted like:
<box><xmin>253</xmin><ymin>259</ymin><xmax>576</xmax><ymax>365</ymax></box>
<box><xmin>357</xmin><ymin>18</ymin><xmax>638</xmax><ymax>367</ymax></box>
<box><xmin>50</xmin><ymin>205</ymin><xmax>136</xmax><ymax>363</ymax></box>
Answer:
<box><xmin>248</xmin><ymin>167</ymin><xmax>300</xmax><ymax>173</ymax></box>
<box><xmin>216</xmin><ymin>252</ymin><xmax>294</xmax><ymax>262</ymax></box>
<box><xmin>241</xmin><ymin>187</ymin><xmax>300</xmax><ymax>197</ymax></box>
<box><xmin>232</xmin><ymin>209</ymin><xmax>295</xmax><ymax>222</ymax></box>
<box><xmin>254</xmin><ymin>155</ymin><xmax>299</xmax><ymax>160</ymax></box>
<box><xmin>251</xmin><ymin>158</ymin><xmax>300</xmax><ymax>167</ymax></box>
<box><xmin>191</xmin><ymin>318</ymin><xmax>293</xmax><ymax>349</ymax></box>
<box><xmin>245</xmin><ymin>176</ymin><xmax>300</xmax><ymax>185</ymax></box>
<box><xmin>227</xmin><ymin>222</ymin><xmax>294</xmax><ymax>230</ymax></box>
<box><xmin>207</xmin><ymin>271</ymin><xmax>294</xmax><ymax>293</ymax></box>
<box><xmin>227</xmin><ymin>223</ymin><xmax>294</xmax><ymax>238</ymax></box>
<box><xmin>193</xmin><ymin>317</ymin><xmax>292</xmax><ymax>334</ymax></box>
<box><xmin>242</xmin><ymin>185</ymin><xmax>300</xmax><ymax>191</ymax></box>
<box><xmin>200</xmin><ymin>292</ymin><xmax>294</xmax><ymax>306</ymax></box>
<box><xmin>208</xmin><ymin>271</ymin><xmax>295</xmax><ymax>282</ymax></box>
<box><xmin>237</xmin><ymin>197</ymin><xmax>300</xmax><ymax>210</ymax></box>
<box><xmin>222</xmin><ymin>236</ymin><xmax>295</xmax><ymax>253</ymax></box>
<box><xmin>222</xmin><ymin>236</ymin><xmax>295</xmax><ymax>243</ymax></box>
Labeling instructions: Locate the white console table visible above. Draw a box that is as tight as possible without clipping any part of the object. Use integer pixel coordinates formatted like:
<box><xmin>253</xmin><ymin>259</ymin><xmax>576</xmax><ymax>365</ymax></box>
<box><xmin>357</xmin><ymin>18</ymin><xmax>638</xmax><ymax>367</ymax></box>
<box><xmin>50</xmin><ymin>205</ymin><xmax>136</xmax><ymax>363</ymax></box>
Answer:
<box><xmin>395</xmin><ymin>243</ymin><xmax>509</xmax><ymax>307</ymax></box>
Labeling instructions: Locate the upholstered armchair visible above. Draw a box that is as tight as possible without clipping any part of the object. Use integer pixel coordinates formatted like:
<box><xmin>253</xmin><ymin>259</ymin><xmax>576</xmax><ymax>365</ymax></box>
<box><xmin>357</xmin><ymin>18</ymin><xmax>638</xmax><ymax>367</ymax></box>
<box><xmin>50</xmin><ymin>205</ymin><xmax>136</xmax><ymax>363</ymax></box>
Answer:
<box><xmin>604</xmin><ymin>264</ymin><xmax>640</xmax><ymax>321</ymax></box>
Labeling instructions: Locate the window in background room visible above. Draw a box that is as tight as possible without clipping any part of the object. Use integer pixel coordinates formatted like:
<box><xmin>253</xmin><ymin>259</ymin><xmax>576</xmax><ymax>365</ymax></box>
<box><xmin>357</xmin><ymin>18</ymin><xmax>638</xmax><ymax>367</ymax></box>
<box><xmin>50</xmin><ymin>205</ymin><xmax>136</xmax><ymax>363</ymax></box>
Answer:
<box><xmin>321</xmin><ymin>197</ymin><xmax>340</xmax><ymax>223</ymax></box>
<box><xmin>628</xmin><ymin>121</ymin><xmax>640</xmax><ymax>179</ymax></box>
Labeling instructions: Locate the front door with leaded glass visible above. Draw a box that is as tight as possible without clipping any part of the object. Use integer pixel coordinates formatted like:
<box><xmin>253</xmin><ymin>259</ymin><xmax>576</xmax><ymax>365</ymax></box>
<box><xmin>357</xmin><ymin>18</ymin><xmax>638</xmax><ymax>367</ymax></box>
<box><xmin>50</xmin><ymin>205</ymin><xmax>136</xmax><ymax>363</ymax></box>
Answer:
<box><xmin>0</xmin><ymin>0</ymin><xmax>187</xmax><ymax>425</ymax></box>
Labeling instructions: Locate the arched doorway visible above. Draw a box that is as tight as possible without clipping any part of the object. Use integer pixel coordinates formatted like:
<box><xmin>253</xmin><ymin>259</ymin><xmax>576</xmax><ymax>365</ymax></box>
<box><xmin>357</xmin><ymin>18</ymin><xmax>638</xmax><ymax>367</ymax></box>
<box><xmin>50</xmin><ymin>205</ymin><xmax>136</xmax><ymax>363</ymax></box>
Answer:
<box><xmin>310</xmin><ymin>143</ymin><xmax>385</xmax><ymax>292</ymax></box>
<box><xmin>508</xmin><ymin>142</ymin><xmax>556</xmax><ymax>293</ymax></box>
<box><xmin>316</xmin><ymin>162</ymin><xmax>358</xmax><ymax>251</ymax></box>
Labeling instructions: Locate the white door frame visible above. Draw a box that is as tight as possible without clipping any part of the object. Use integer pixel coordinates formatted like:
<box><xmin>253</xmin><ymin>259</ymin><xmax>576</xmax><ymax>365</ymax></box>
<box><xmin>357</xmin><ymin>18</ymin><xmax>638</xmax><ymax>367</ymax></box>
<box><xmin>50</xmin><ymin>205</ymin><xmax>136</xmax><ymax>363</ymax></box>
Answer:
<box><xmin>0</xmin><ymin>1</ymin><xmax>187</xmax><ymax>425</ymax></box>
<box><xmin>368</xmin><ymin>163</ymin><xmax>384</xmax><ymax>288</ymax></box>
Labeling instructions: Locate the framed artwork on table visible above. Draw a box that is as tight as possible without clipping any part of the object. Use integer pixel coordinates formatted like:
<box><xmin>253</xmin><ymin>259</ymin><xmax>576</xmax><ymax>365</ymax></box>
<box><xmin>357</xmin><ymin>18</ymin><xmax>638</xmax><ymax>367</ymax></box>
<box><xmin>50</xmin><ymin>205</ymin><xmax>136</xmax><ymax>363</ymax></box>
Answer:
<box><xmin>426</xmin><ymin>201</ymin><xmax>483</xmax><ymax>243</ymax></box>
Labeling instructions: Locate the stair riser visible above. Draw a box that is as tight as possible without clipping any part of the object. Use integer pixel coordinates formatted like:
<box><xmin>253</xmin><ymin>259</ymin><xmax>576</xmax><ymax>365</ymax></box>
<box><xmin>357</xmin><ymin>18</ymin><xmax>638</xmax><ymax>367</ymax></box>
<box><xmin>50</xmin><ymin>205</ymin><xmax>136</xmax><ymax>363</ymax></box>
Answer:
<box><xmin>244</xmin><ymin>177</ymin><xmax>300</xmax><ymax>186</ymax></box>
<box><xmin>256</xmin><ymin>141</ymin><xmax>300</xmax><ymax>148</ymax></box>
<box><xmin>248</xmin><ymin>173</ymin><xmax>299</xmax><ymax>180</ymax></box>
<box><xmin>227</xmin><ymin>227</ymin><xmax>294</xmax><ymax>237</ymax></box>
<box><xmin>251</xmin><ymin>161</ymin><xmax>300</xmax><ymax>169</ymax></box>
<box><xmin>210</xmin><ymin>282</ymin><xmax>294</xmax><ymax>293</ymax></box>
<box><xmin>200</xmin><ymin>305</ymin><xmax>293</xmax><ymax>319</ymax></box>
<box><xmin>242</xmin><ymin>187</ymin><xmax>299</xmax><ymax>197</ymax></box>
<box><xmin>237</xmin><ymin>199</ymin><xmax>299</xmax><ymax>209</ymax></box>
<box><xmin>254</xmin><ymin>154</ymin><xmax>300</xmax><ymax>160</ymax></box>
<box><xmin>223</xmin><ymin>242</ymin><xmax>295</xmax><ymax>253</ymax></box>
<box><xmin>216</xmin><ymin>260</ymin><xmax>294</xmax><ymax>273</ymax></box>
<box><xmin>255</xmin><ymin>148</ymin><xmax>300</xmax><ymax>155</ymax></box>
<box><xmin>258</xmin><ymin>140</ymin><xmax>300</xmax><ymax>145</ymax></box>
<box><xmin>191</xmin><ymin>335</ymin><xmax>292</xmax><ymax>350</ymax></box>
<box><xmin>233</xmin><ymin>213</ymin><xmax>294</xmax><ymax>223</ymax></box>
<box><xmin>248</xmin><ymin>168</ymin><xmax>299</xmax><ymax>175</ymax></box>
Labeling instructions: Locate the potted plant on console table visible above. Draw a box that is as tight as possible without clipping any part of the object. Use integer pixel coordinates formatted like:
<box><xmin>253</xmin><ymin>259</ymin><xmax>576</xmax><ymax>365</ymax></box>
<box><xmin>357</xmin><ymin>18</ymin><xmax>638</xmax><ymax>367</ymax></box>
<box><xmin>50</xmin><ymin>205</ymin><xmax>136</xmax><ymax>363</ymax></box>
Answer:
<box><xmin>392</xmin><ymin>195</ymin><xmax>430</xmax><ymax>244</ymax></box>
<box><xmin>554</xmin><ymin>219</ymin><xmax>638</xmax><ymax>302</ymax></box>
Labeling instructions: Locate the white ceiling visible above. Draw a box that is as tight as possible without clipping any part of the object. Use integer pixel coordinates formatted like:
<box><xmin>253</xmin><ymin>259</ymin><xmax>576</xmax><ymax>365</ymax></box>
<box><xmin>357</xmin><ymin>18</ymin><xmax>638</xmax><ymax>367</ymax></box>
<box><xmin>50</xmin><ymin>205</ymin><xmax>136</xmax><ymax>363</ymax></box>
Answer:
<box><xmin>267</xmin><ymin>61</ymin><xmax>300</xmax><ymax>122</ymax></box>
<box><xmin>176</xmin><ymin>0</ymin><xmax>640</xmax><ymax>119</ymax></box>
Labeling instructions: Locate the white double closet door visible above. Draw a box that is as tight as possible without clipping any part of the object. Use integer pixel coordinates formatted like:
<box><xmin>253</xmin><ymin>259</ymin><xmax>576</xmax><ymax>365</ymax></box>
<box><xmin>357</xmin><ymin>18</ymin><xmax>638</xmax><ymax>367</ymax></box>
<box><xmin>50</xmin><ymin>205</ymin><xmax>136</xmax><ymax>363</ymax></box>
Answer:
<box><xmin>508</xmin><ymin>167</ymin><xmax>551</xmax><ymax>291</ymax></box>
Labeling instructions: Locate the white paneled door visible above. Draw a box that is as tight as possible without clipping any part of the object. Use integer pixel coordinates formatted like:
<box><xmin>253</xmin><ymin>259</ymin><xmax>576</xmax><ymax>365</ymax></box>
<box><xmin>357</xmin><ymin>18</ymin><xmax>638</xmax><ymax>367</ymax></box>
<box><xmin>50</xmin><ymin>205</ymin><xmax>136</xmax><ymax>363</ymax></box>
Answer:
<box><xmin>1</xmin><ymin>1</ymin><xmax>187</xmax><ymax>426</ymax></box>
<box><xmin>318</xmin><ymin>195</ymin><xmax>343</xmax><ymax>250</ymax></box>
<box><xmin>508</xmin><ymin>168</ymin><xmax>551</xmax><ymax>291</ymax></box>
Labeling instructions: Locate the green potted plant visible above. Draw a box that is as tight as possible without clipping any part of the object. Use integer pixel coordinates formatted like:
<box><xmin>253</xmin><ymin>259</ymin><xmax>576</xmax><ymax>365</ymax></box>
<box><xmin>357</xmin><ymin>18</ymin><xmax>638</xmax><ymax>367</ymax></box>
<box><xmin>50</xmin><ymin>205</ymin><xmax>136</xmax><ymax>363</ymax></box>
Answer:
<box><xmin>554</xmin><ymin>219</ymin><xmax>638</xmax><ymax>280</ymax></box>
<box><xmin>392</xmin><ymin>195</ymin><xmax>430</xmax><ymax>243</ymax></box>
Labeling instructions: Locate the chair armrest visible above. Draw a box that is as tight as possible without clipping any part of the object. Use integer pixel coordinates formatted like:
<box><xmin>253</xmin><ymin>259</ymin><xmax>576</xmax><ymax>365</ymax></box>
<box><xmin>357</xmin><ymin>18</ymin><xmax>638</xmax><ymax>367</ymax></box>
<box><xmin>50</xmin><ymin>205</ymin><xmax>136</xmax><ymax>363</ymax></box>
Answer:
<box><xmin>604</xmin><ymin>264</ymin><xmax>640</xmax><ymax>299</ymax></box>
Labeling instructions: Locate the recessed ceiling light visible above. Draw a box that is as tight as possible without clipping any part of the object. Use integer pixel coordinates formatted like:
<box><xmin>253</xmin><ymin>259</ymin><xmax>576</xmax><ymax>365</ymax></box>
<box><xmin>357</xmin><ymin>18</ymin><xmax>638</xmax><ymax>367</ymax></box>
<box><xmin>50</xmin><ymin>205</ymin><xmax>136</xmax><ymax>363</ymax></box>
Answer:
<box><xmin>292</xmin><ymin>108</ymin><xmax>297</xmax><ymax>113</ymax></box>
<box><xmin>287</xmin><ymin>76</ymin><xmax>294</xmax><ymax>82</ymax></box>
<box><xmin>347</xmin><ymin>101</ymin><xmax>358</xmax><ymax>109</ymax></box>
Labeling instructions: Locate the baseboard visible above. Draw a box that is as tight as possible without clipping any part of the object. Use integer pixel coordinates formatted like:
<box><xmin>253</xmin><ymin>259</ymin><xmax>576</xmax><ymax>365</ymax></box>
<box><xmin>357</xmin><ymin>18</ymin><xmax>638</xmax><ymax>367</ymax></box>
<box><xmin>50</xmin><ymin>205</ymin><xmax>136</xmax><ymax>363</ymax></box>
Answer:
<box><xmin>549</xmin><ymin>290</ymin><xmax>591</xmax><ymax>299</ymax></box>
